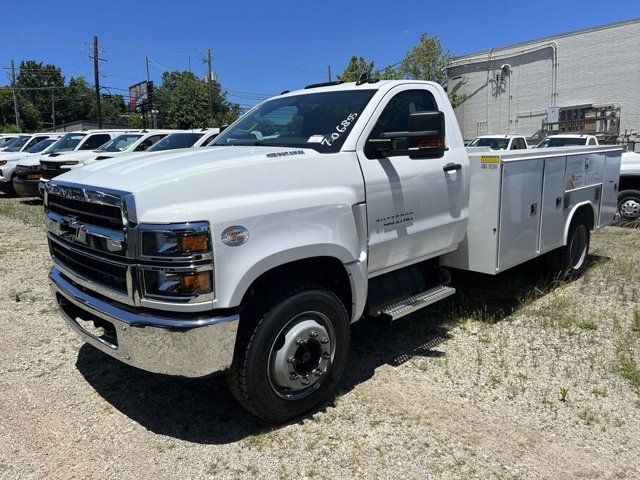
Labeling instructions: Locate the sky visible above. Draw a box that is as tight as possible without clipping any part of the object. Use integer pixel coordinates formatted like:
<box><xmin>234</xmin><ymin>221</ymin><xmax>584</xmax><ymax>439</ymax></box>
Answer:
<box><xmin>1</xmin><ymin>0</ymin><xmax>638</xmax><ymax>110</ymax></box>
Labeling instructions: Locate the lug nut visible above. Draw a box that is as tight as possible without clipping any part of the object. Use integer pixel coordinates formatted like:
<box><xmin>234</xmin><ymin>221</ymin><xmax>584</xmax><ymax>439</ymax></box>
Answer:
<box><xmin>310</xmin><ymin>330</ymin><xmax>318</xmax><ymax>337</ymax></box>
<box><xmin>287</xmin><ymin>355</ymin><xmax>295</xmax><ymax>364</ymax></box>
<box><xmin>320</xmin><ymin>337</ymin><xmax>329</xmax><ymax>344</ymax></box>
<box><xmin>322</xmin><ymin>352</ymin><xmax>330</xmax><ymax>359</ymax></box>
<box><xmin>301</xmin><ymin>377</ymin><xmax>310</xmax><ymax>385</ymax></box>
<box><xmin>289</xmin><ymin>372</ymin><xmax>298</xmax><ymax>380</ymax></box>
<box><xmin>313</xmin><ymin>369</ymin><xmax>324</xmax><ymax>377</ymax></box>
<box><xmin>295</xmin><ymin>337</ymin><xmax>303</xmax><ymax>345</ymax></box>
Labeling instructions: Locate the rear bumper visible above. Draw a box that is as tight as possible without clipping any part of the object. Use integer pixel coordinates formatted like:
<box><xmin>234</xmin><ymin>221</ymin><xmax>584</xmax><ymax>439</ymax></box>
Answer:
<box><xmin>50</xmin><ymin>266</ymin><xmax>239</xmax><ymax>377</ymax></box>
<box><xmin>13</xmin><ymin>177</ymin><xmax>41</xmax><ymax>198</ymax></box>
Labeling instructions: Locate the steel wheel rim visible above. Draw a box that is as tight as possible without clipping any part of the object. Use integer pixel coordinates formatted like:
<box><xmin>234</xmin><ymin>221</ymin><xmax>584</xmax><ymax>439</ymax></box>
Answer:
<box><xmin>569</xmin><ymin>225</ymin><xmax>588</xmax><ymax>270</ymax></box>
<box><xmin>267</xmin><ymin>311</ymin><xmax>335</xmax><ymax>400</ymax></box>
<box><xmin>619</xmin><ymin>199</ymin><xmax>640</xmax><ymax>221</ymax></box>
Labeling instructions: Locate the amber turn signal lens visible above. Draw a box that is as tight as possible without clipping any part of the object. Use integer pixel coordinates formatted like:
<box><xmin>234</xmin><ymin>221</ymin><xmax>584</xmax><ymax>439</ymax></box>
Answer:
<box><xmin>27</xmin><ymin>173</ymin><xmax>41</xmax><ymax>180</ymax></box>
<box><xmin>179</xmin><ymin>272</ymin><xmax>212</xmax><ymax>295</ymax></box>
<box><xmin>177</xmin><ymin>234</ymin><xmax>209</xmax><ymax>253</ymax></box>
<box><xmin>418</xmin><ymin>138</ymin><xmax>444</xmax><ymax>148</ymax></box>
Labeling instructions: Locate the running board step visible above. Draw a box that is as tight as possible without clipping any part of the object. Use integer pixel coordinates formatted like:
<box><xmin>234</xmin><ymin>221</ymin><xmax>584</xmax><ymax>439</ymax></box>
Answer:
<box><xmin>377</xmin><ymin>285</ymin><xmax>456</xmax><ymax>321</ymax></box>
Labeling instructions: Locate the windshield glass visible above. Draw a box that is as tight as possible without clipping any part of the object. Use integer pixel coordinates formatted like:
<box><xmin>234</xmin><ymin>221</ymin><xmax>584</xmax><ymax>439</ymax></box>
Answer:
<box><xmin>0</xmin><ymin>136</ymin><xmax>17</xmax><ymax>147</ymax></box>
<box><xmin>468</xmin><ymin>137</ymin><xmax>510</xmax><ymax>150</ymax></box>
<box><xmin>212</xmin><ymin>90</ymin><xmax>377</xmax><ymax>153</ymax></box>
<box><xmin>48</xmin><ymin>133</ymin><xmax>86</xmax><ymax>153</ymax></box>
<box><xmin>147</xmin><ymin>133</ymin><xmax>203</xmax><ymax>151</ymax></box>
<box><xmin>27</xmin><ymin>138</ymin><xmax>56</xmax><ymax>153</ymax></box>
<box><xmin>537</xmin><ymin>137</ymin><xmax>587</xmax><ymax>148</ymax></box>
<box><xmin>3</xmin><ymin>135</ymin><xmax>30</xmax><ymax>152</ymax></box>
<box><xmin>98</xmin><ymin>134</ymin><xmax>142</xmax><ymax>152</ymax></box>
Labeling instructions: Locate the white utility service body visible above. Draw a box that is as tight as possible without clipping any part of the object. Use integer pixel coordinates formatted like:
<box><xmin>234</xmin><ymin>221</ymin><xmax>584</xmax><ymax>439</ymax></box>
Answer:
<box><xmin>44</xmin><ymin>80</ymin><xmax>621</xmax><ymax>422</ymax></box>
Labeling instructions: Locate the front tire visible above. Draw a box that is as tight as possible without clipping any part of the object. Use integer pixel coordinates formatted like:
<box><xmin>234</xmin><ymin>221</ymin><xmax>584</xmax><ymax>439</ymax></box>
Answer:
<box><xmin>618</xmin><ymin>189</ymin><xmax>640</xmax><ymax>223</ymax></box>
<box><xmin>227</xmin><ymin>283</ymin><xmax>350</xmax><ymax>422</ymax></box>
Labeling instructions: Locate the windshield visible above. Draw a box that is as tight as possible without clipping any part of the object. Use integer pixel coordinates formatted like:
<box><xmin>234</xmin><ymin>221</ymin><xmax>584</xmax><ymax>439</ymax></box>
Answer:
<box><xmin>48</xmin><ymin>133</ymin><xmax>86</xmax><ymax>153</ymax></box>
<box><xmin>27</xmin><ymin>138</ymin><xmax>56</xmax><ymax>153</ymax></box>
<box><xmin>147</xmin><ymin>133</ymin><xmax>203</xmax><ymax>151</ymax></box>
<box><xmin>212</xmin><ymin>90</ymin><xmax>377</xmax><ymax>153</ymax></box>
<box><xmin>468</xmin><ymin>137</ymin><xmax>510</xmax><ymax>150</ymax></box>
<box><xmin>537</xmin><ymin>137</ymin><xmax>587</xmax><ymax>148</ymax></box>
<box><xmin>0</xmin><ymin>136</ymin><xmax>17</xmax><ymax>147</ymax></box>
<box><xmin>98</xmin><ymin>134</ymin><xmax>142</xmax><ymax>152</ymax></box>
<box><xmin>3</xmin><ymin>135</ymin><xmax>30</xmax><ymax>152</ymax></box>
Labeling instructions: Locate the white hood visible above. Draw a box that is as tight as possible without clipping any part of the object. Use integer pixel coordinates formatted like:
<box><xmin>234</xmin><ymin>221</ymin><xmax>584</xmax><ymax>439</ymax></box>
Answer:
<box><xmin>51</xmin><ymin>146</ymin><xmax>365</xmax><ymax>224</ymax></box>
<box><xmin>40</xmin><ymin>150</ymin><xmax>98</xmax><ymax>164</ymax></box>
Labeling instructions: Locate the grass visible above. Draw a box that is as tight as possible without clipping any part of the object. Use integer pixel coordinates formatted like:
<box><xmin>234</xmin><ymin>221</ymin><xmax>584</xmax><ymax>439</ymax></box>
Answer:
<box><xmin>0</xmin><ymin>196</ymin><xmax>45</xmax><ymax>228</ymax></box>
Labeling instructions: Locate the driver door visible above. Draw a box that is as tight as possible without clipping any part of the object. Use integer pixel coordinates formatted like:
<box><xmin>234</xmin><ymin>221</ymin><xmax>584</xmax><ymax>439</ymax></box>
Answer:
<box><xmin>356</xmin><ymin>85</ymin><xmax>468</xmax><ymax>274</ymax></box>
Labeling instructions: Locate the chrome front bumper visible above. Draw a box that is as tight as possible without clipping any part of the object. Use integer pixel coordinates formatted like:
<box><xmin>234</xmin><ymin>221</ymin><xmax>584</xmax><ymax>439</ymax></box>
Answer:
<box><xmin>50</xmin><ymin>267</ymin><xmax>239</xmax><ymax>377</ymax></box>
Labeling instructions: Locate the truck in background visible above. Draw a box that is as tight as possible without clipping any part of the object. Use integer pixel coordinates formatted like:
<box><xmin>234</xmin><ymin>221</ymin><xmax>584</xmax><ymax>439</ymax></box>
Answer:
<box><xmin>44</xmin><ymin>80</ymin><xmax>621</xmax><ymax>422</ymax></box>
<box><xmin>618</xmin><ymin>151</ymin><xmax>640</xmax><ymax>222</ymax></box>
<box><xmin>467</xmin><ymin>134</ymin><xmax>528</xmax><ymax>150</ymax></box>
<box><xmin>536</xmin><ymin>134</ymin><xmax>599</xmax><ymax>148</ymax></box>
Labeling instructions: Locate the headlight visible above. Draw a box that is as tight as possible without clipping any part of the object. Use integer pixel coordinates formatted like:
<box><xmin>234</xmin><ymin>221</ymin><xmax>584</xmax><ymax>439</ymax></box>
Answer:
<box><xmin>138</xmin><ymin>222</ymin><xmax>214</xmax><ymax>303</ymax></box>
<box><xmin>141</xmin><ymin>223</ymin><xmax>211</xmax><ymax>258</ymax></box>
<box><xmin>0</xmin><ymin>160</ymin><xmax>6</xmax><ymax>166</ymax></box>
<box><xmin>143</xmin><ymin>269</ymin><xmax>213</xmax><ymax>297</ymax></box>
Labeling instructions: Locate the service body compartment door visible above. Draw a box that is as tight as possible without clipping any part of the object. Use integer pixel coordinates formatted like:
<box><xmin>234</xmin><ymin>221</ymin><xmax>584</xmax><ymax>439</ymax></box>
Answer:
<box><xmin>498</xmin><ymin>159</ymin><xmax>543</xmax><ymax>271</ymax></box>
<box><xmin>599</xmin><ymin>150</ymin><xmax>621</xmax><ymax>226</ymax></box>
<box><xmin>539</xmin><ymin>156</ymin><xmax>566</xmax><ymax>253</ymax></box>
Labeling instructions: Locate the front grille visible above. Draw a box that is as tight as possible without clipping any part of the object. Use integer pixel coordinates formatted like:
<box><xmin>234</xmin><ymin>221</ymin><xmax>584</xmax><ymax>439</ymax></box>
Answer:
<box><xmin>51</xmin><ymin>241</ymin><xmax>128</xmax><ymax>293</ymax></box>
<box><xmin>47</xmin><ymin>192</ymin><xmax>123</xmax><ymax>231</ymax></box>
<box><xmin>40</xmin><ymin>161</ymin><xmax>77</xmax><ymax>180</ymax></box>
<box><xmin>14</xmin><ymin>166</ymin><xmax>38</xmax><ymax>180</ymax></box>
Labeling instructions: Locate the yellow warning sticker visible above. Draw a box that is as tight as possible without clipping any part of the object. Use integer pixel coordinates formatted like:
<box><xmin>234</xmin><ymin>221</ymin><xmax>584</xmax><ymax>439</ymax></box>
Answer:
<box><xmin>480</xmin><ymin>155</ymin><xmax>500</xmax><ymax>164</ymax></box>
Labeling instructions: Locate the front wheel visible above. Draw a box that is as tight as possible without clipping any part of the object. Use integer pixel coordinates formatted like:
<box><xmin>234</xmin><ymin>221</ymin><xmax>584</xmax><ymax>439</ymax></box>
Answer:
<box><xmin>618</xmin><ymin>189</ymin><xmax>640</xmax><ymax>223</ymax></box>
<box><xmin>227</xmin><ymin>283</ymin><xmax>350</xmax><ymax>422</ymax></box>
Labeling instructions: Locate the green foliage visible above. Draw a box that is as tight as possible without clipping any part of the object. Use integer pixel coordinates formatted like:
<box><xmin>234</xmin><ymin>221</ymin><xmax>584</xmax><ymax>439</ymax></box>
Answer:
<box><xmin>338</xmin><ymin>33</ymin><xmax>468</xmax><ymax>107</ymax></box>
<box><xmin>155</xmin><ymin>71</ymin><xmax>240</xmax><ymax>129</ymax></box>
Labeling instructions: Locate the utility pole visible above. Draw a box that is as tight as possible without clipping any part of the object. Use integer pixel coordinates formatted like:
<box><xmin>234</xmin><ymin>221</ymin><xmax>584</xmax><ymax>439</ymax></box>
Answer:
<box><xmin>145</xmin><ymin>56</ymin><xmax>157</xmax><ymax>128</ymax></box>
<box><xmin>51</xmin><ymin>92</ymin><xmax>56</xmax><ymax>130</ymax></box>
<box><xmin>92</xmin><ymin>35</ymin><xmax>102</xmax><ymax>128</ymax></box>
<box><xmin>328</xmin><ymin>65</ymin><xmax>332</xmax><ymax>82</ymax></box>
<box><xmin>206</xmin><ymin>48</ymin><xmax>214</xmax><ymax>125</ymax></box>
<box><xmin>10</xmin><ymin>60</ymin><xmax>20</xmax><ymax>129</ymax></box>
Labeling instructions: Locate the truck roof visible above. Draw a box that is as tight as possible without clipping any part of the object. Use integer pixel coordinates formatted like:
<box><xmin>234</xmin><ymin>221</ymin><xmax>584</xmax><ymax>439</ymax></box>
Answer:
<box><xmin>547</xmin><ymin>134</ymin><xmax>595</xmax><ymax>138</ymax></box>
<box><xmin>281</xmin><ymin>79</ymin><xmax>439</xmax><ymax>97</ymax></box>
<box><xmin>475</xmin><ymin>134</ymin><xmax>523</xmax><ymax>139</ymax></box>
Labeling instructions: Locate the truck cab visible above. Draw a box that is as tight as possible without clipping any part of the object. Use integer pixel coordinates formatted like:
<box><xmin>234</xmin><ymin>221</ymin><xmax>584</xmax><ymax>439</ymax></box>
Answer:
<box><xmin>618</xmin><ymin>151</ymin><xmax>640</xmax><ymax>222</ymax></box>
<box><xmin>467</xmin><ymin>134</ymin><xmax>528</xmax><ymax>150</ymax></box>
<box><xmin>536</xmin><ymin>134</ymin><xmax>599</xmax><ymax>148</ymax></box>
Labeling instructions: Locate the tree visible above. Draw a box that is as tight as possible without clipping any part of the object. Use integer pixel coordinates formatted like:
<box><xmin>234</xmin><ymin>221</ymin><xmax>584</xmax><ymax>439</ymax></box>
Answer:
<box><xmin>338</xmin><ymin>34</ymin><xmax>467</xmax><ymax>107</ymax></box>
<box><xmin>155</xmin><ymin>71</ymin><xmax>239</xmax><ymax>129</ymax></box>
<box><xmin>16</xmin><ymin>60</ymin><xmax>65</xmax><ymax>129</ymax></box>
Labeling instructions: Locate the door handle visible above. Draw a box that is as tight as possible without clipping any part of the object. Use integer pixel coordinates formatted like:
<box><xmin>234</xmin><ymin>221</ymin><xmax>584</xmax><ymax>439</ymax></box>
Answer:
<box><xmin>443</xmin><ymin>163</ymin><xmax>462</xmax><ymax>172</ymax></box>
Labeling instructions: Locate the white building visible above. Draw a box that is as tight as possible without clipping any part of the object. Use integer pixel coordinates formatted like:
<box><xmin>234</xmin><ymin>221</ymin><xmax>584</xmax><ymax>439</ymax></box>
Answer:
<box><xmin>447</xmin><ymin>18</ymin><xmax>640</xmax><ymax>145</ymax></box>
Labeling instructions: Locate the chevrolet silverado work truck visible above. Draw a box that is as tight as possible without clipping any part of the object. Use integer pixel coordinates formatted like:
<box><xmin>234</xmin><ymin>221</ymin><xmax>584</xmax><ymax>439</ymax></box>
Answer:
<box><xmin>44</xmin><ymin>80</ymin><xmax>621</xmax><ymax>422</ymax></box>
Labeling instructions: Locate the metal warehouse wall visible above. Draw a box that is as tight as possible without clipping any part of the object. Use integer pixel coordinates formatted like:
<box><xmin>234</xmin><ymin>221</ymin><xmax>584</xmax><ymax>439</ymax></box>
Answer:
<box><xmin>447</xmin><ymin>19</ymin><xmax>640</xmax><ymax>142</ymax></box>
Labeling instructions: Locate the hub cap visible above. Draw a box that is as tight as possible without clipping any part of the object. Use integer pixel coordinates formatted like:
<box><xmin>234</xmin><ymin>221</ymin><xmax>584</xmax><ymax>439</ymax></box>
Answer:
<box><xmin>268</xmin><ymin>312</ymin><xmax>334</xmax><ymax>400</ymax></box>
<box><xmin>620</xmin><ymin>199</ymin><xmax>640</xmax><ymax>221</ymax></box>
<box><xmin>569</xmin><ymin>225</ymin><xmax>588</xmax><ymax>270</ymax></box>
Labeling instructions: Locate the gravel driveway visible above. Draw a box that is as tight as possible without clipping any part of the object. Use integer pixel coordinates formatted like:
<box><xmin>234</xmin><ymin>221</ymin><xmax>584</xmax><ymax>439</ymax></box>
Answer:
<box><xmin>1</xmin><ymin>194</ymin><xmax>639</xmax><ymax>479</ymax></box>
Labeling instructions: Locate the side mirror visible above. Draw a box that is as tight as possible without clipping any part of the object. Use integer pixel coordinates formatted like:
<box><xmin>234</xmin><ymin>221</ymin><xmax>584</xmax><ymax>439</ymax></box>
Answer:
<box><xmin>368</xmin><ymin>111</ymin><xmax>446</xmax><ymax>159</ymax></box>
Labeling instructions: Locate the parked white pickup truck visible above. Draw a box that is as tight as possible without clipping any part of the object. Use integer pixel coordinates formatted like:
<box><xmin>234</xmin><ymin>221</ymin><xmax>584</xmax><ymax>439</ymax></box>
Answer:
<box><xmin>618</xmin><ymin>151</ymin><xmax>640</xmax><ymax>221</ymax></box>
<box><xmin>536</xmin><ymin>134</ymin><xmax>599</xmax><ymax>148</ymax></box>
<box><xmin>44</xmin><ymin>80</ymin><xmax>621</xmax><ymax>422</ymax></box>
<box><xmin>468</xmin><ymin>134</ymin><xmax>528</xmax><ymax>150</ymax></box>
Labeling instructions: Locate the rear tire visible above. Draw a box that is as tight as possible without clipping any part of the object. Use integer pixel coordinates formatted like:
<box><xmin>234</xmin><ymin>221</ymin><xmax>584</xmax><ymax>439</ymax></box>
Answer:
<box><xmin>227</xmin><ymin>282</ymin><xmax>350</xmax><ymax>423</ymax></box>
<box><xmin>550</xmin><ymin>213</ymin><xmax>590</xmax><ymax>277</ymax></box>
<box><xmin>617</xmin><ymin>189</ymin><xmax>640</xmax><ymax>223</ymax></box>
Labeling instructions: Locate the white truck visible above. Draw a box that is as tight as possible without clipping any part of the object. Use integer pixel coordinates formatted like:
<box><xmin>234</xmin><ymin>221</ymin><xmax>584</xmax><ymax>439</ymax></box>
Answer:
<box><xmin>536</xmin><ymin>134</ymin><xmax>599</xmax><ymax>148</ymax></box>
<box><xmin>618</xmin><ymin>151</ymin><xmax>640</xmax><ymax>222</ymax></box>
<box><xmin>0</xmin><ymin>133</ymin><xmax>63</xmax><ymax>194</ymax></box>
<box><xmin>467</xmin><ymin>134</ymin><xmax>528</xmax><ymax>150</ymax></box>
<box><xmin>44</xmin><ymin>80</ymin><xmax>621</xmax><ymax>422</ymax></box>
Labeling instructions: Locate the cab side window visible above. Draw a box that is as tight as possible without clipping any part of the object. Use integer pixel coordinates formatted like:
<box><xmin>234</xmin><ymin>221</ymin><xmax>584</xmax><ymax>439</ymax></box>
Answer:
<box><xmin>588</xmin><ymin>138</ymin><xmax>597</xmax><ymax>146</ymax></box>
<box><xmin>366</xmin><ymin>89</ymin><xmax>437</xmax><ymax>158</ymax></box>
<box><xmin>135</xmin><ymin>134</ymin><xmax>165</xmax><ymax>151</ymax></box>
